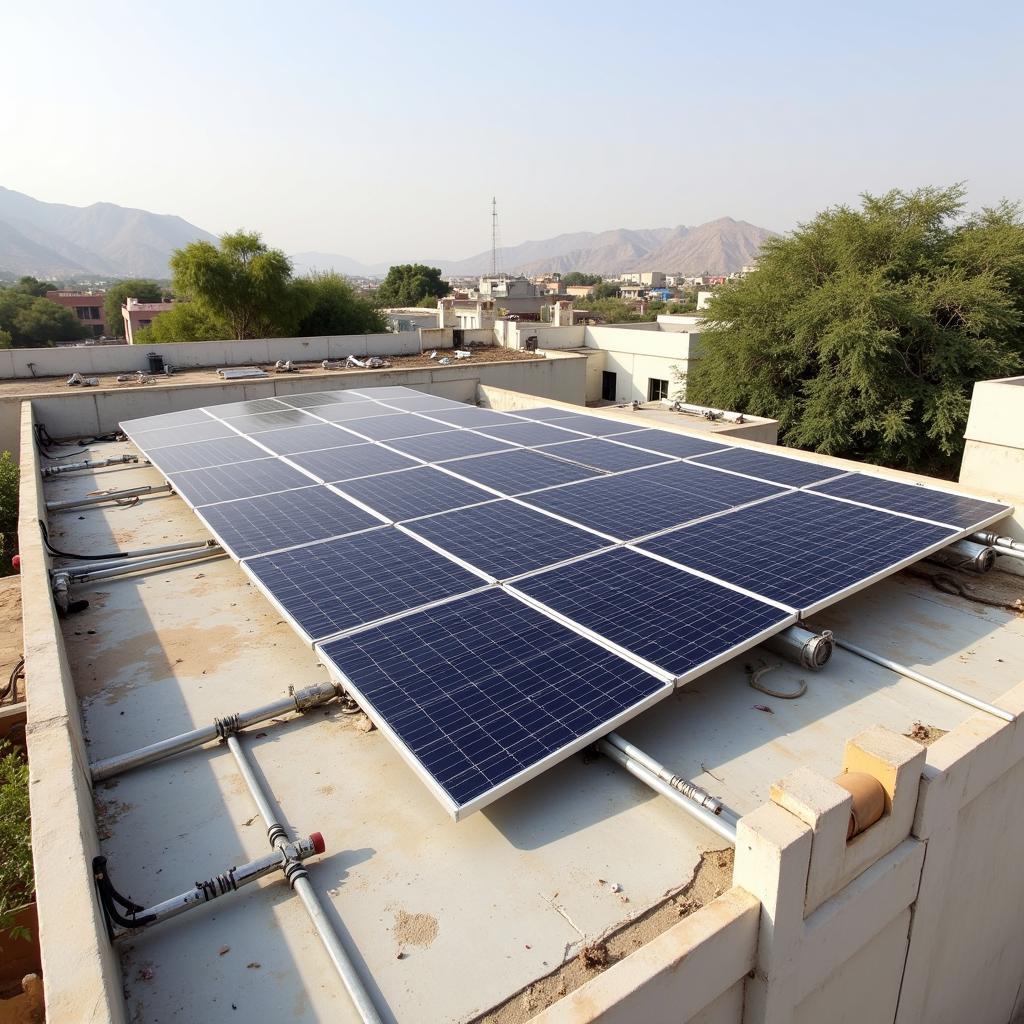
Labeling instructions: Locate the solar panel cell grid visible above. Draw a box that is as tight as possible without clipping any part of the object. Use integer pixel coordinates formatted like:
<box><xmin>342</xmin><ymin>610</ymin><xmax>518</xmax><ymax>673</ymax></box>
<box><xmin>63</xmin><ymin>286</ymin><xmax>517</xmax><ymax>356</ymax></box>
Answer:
<box><xmin>251</xmin><ymin>423</ymin><xmax>364</xmax><ymax>456</ymax></box>
<box><xmin>425</xmin><ymin>407</ymin><xmax>522</xmax><ymax>428</ymax></box>
<box><xmin>808</xmin><ymin>473</ymin><xmax>1010</xmax><ymax>529</ymax></box>
<box><xmin>538</xmin><ymin>438</ymin><xmax>673</xmax><ymax>473</ymax></box>
<box><xmin>197</xmin><ymin>486</ymin><xmax>383</xmax><ymax>558</ymax></box>
<box><xmin>612</xmin><ymin>429</ymin><xmax>732</xmax><ymax>459</ymax></box>
<box><xmin>169</xmin><ymin>459</ymin><xmax>314</xmax><ymax>507</ymax></box>
<box><xmin>377</xmin><ymin>395</ymin><xmax>467</xmax><ymax>412</ymax></box>
<box><xmin>474</xmin><ymin>422</ymin><xmax>589</xmax><ymax>446</ymax></box>
<box><xmin>121</xmin><ymin>408</ymin><xmax>214</xmax><ymax>433</ymax></box>
<box><xmin>142</xmin><ymin>435</ymin><xmax>267</xmax><ymax>473</ymax></box>
<box><xmin>312</xmin><ymin>402</ymin><xmax>401</xmax><ymax>423</ymax></box>
<box><xmin>244</xmin><ymin>528</ymin><xmax>484</xmax><ymax>641</ymax></box>
<box><xmin>534</xmin><ymin>414</ymin><xmax>644</xmax><ymax>437</ymax></box>
<box><xmin>402</xmin><ymin>500</ymin><xmax>609</xmax><ymax>579</ymax></box>
<box><xmin>218</xmin><ymin>409</ymin><xmax>320</xmax><ymax>433</ymax></box>
<box><xmin>638</xmin><ymin>489</ymin><xmax>955</xmax><ymax>613</ymax></box>
<box><xmin>387</xmin><ymin>430</ymin><xmax>518</xmax><ymax>462</ymax></box>
<box><xmin>335</xmin><ymin>467</ymin><xmax>494</xmax><ymax>521</ymax></box>
<box><xmin>442</xmin><ymin>449</ymin><xmax>602</xmax><ymax>495</ymax></box>
<box><xmin>631</xmin><ymin>461</ymin><xmax>787</xmax><ymax>510</ymax></box>
<box><xmin>277</xmin><ymin>391</ymin><xmax>367</xmax><ymax>409</ymax></box>
<box><xmin>288</xmin><ymin>444</ymin><xmax>420</xmax><ymax>482</ymax></box>
<box><xmin>512</xmin><ymin>547</ymin><xmax>793</xmax><ymax>678</ymax></box>
<box><xmin>128</xmin><ymin>420</ymin><xmax>235</xmax><ymax>449</ymax></box>
<box><xmin>343</xmin><ymin>413</ymin><xmax>457</xmax><ymax>441</ymax></box>
<box><xmin>689</xmin><ymin>447</ymin><xmax>847</xmax><ymax>487</ymax></box>
<box><xmin>208</xmin><ymin>398</ymin><xmax>291</xmax><ymax>418</ymax></box>
<box><xmin>318</xmin><ymin>588</ymin><xmax>667</xmax><ymax>811</ymax></box>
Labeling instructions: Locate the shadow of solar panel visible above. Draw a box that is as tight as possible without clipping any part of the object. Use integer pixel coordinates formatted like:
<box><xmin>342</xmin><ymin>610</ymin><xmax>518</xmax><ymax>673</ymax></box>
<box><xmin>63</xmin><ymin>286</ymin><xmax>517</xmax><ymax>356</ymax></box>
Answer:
<box><xmin>170</xmin><ymin>459</ymin><xmax>315</xmax><ymax>507</ymax></box>
<box><xmin>611</xmin><ymin>429</ymin><xmax>732</xmax><ymax>459</ymax></box>
<box><xmin>511</xmin><ymin>547</ymin><xmax>794</xmax><ymax>679</ymax></box>
<box><xmin>244</xmin><ymin>528</ymin><xmax>484</xmax><ymax>641</ymax></box>
<box><xmin>317</xmin><ymin>588</ymin><xmax>669</xmax><ymax>816</ymax></box>
<box><xmin>476</xmin><ymin>421</ymin><xmax>588</xmax><ymax>445</ymax></box>
<box><xmin>538</xmin><ymin>438</ymin><xmax>674</xmax><ymax>472</ymax></box>
<box><xmin>808</xmin><ymin>473</ymin><xmax>1011</xmax><ymax>529</ymax></box>
<box><xmin>208</xmin><ymin>398</ymin><xmax>291</xmax><ymax>418</ymax></box>
<box><xmin>344</xmin><ymin>412</ymin><xmax>456</xmax><ymax>441</ymax></box>
<box><xmin>520</xmin><ymin>472</ymin><xmax>726</xmax><ymax>539</ymax></box>
<box><xmin>442</xmin><ymin>449</ymin><xmax>601</xmax><ymax>494</ymax></box>
<box><xmin>197</xmin><ymin>486</ymin><xmax>383</xmax><ymax>558</ymax></box>
<box><xmin>690</xmin><ymin>447</ymin><xmax>847</xmax><ymax>487</ymax></box>
<box><xmin>128</xmin><ymin>420</ymin><xmax>235</xmax><ymax>449</ymax></box>
<box><xmin>220</xmin><ymin>409</ymin><xmax>320</xmax><ymax>433</ymax></box>
<box><xmin>425</xmin><ymin>407</ymin><xmax>522</xmax><ymax>428</ymax></box>
<box><xmin>336</xmin><ymin>467</ymin><xmax>494</xmax><ymax>521</ymax></box>
<box><xmin>143</xmin><ymin>435</ymin><xmax>267</xmax><ymax>473</ymax></box>
<box><xmin>288</xmin><ymin>444</ymin><xmax>420</xmax><ymax>482</ymax></box>
<box><xmin>388</xmin><ymin>430</ymin><xmax>518</xmax><ymax>462</ymax></box>
<box><xmin>638</xmin><ymin>490</ymin><xmax>956</xmax><ymax>613</ymax></box>
<box><xmin>253</xmin><ymin>423</ymin><xmax>364</xmax><ymax>456</ymax></box>
<box><xmin>402</xmin><ymin>500</ymin><xmax>609</xmax><ymax>578</ymax></box>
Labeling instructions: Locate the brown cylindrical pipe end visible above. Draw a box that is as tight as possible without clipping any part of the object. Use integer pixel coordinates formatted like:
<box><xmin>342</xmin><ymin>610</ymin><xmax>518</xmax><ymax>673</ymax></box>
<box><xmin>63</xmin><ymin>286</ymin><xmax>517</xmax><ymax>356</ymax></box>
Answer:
<box><xmin>833</xmin><ymin>771</ymin><xmax>887</xmax><ymax>839</ymax></box>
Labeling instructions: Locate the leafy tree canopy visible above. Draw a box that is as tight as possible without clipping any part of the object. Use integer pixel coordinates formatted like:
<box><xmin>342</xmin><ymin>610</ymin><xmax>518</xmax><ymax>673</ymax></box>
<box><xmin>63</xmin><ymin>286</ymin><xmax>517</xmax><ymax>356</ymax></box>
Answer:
<box><xmin>104</xmin><ymin>278</ymin><xmax>164</xmax><ymax>337</ymax></box>
<box><xmin>562</xmin><ymin>272</ymin><xmax>603</xmax><ymax>287</ymax></box>
<box><xmin>0</xmin><ymin>290</ymin><xmax>87</xmax><ymax>347</ymax></box>
<box><xmin>136</xmin><ymin>302</ymin><xmax>227</xmax><ymax>344</ymax></box>
<box><xmin>14</xmin><ymin>276</ymin><xmax>56</xmax><ymax>297</ymax></box>
<box><xmin>170</xmin><ymin>230</ymin><xmax>297</xmax><ymax>339</ymax></box>
<box><xmin>293</xmin><ymin>272</ymin><xmax>387</xmax><ymax>336</ymax></box>
<box><xmin>375</xmin><ymin>264</ymin><xmax>450</xmax><ymax>308</ymax></box>
<box><xmin>686</xmin><ymin>185</ymin><xmax>1024</xmax><ymax>476</ymax></box>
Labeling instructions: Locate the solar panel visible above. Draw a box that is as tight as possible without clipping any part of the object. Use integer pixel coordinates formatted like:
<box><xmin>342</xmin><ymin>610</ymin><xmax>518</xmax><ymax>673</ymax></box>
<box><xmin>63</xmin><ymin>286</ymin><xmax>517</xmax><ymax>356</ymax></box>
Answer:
<box><xmin>127</xmin><ymin>420</ymin><xmax>235</xmax><ymax>449</ymax></box>
<box><xmin>317</xmin><ymin>588</ymin><xmax>670</xmax><ymax>817</ymax></box>
<box><xmin>629</xmin><ymin>461</ymin><xmax>787</xmax><ymax>510</ymax></box>
<box><xmin>611</xmin><ymin>429</ymin><xmax>732</xmax><ymax>459</ymax></box>
<box><xmin>196</xmin><ymin>486</ymin><xmax>384</xmax><ymax>558</ymax></box>
<box><xmin>377</xmin><ymin>395</ymin><xmax>467</xmax><ymax>412</ymax></box>
<box><xmin>689</xmin><ymin>447</ymin><xmax>847</xmax><ymax>487</ymax></box>
<box><xmin>538</xmin><ymin>438</ymin><xmax>674</xmax><ymax>473</ymax></box>
<box><xmin>243</xmin><ymin>528</ymin><xmax>485</xmax><ymax>641</ymax></box>
<box><xmin>638</xmin><ymin>490</ymin><xmax>956</xmax><ymax>614</ymax></box>
<box><xmin>277</xmin><ymin>391</ymin><xmax>369</xmax><ymax>409</ymax></box>
<box><xmin>386</xmin><ymin>430</ymin><xmax>518</xmax><ymax>462</ymax></box>
<box><xmin>351</xmin><ymin>385</ymin><xmax>419</xmax><ymax>398</ymax></box>
<box><xmin>121</xmin><ymin>408</ymin><xmax>213</xmax><ymax>433</ymax></box>
<box><xmin>207</xmin><ymin>398</ymin><xmax>291</xmax><ymax>418</ymax></box>
<box><xmin>343</xmin><ymin>412</ymin><xmax>456</xmax><ymax>441</ymax></box>
<box><xmin>508</xmin><ymin>406</ymin><xmax>587</xmax><ymax>422</ymax></box>
<box><xmin>511</xmin><ymin>547</ymin><xmax>795</xmax><ymax>680</ymax></box>
<box><xmin>141</xmin><ymin>435</ymin><xmax>267</xmax><ymax>473</ymax></box>
<box><xmin>442</xmin><ymin>449</ymin><xmax>602</xmax><ymax>495</ymax></box>
<box><xmin>533</xmin><ymin>413</ymin><xmax>644</xmax><ymax>437</ymax></box>
<box><xmin>170</xmin><ymin>459</ymin><xmax>315</xmax><ymax>507</ymax></box>
<box><xmin>807</xmin><ymin>473</ymin><xmax>1010</xmax><ymax>529</ymax></box>
<box><xmin>335</xmin><ymin>467</ymin><xmax>494</xmax><ymax>521</ymax></box>
<box><xmin>401</xmin><ymin>500</ymin><xmax>610</xmax><ymax>579</ymax></box>
<box><xmin>214</xmin><ymin>409</ymin><xmax>320</xmax><ymax>433</ymax></box>
<box><xmin>425</xmin><ymin>407</ymin><xmax>522</xmax><ymax>428</ymax></box>
<box><xmin>288</xmin><ymin>444</ymin><xmax>420</xmax><ymax>483</ymax></box>
<box><xmin>313</xmin><ymin>402</ymin><xmax>399</xmax><ymax>423</ymax></box>
<box><xmin>520</xmin><ymin>472</ymin><xmax>728</xmax><ymax>540</ymax></box>
<box><xmin>251</xmin><ymin>423</ymin><xmax>364</xmax><ymax>456</ymax></box>
<box><xmin>475</xmin><ymin>421</ymin><xmax>588</xmax><ymax>445</ymax></box>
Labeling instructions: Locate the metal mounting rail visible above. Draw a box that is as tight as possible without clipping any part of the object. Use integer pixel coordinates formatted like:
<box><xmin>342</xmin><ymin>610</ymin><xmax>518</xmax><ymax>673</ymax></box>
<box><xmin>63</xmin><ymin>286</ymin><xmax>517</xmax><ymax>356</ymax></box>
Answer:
<box><xmin>46</xmin><ymin>482</ymin><xmax>172</xmax><ymax>512</ymax></box>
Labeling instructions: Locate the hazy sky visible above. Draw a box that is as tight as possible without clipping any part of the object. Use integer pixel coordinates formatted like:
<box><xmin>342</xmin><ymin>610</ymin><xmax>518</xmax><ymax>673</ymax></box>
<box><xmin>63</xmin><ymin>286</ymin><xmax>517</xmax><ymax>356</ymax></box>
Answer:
<box><xmin>3</xmin><ymin>0</ymin><xmax>1022</xmax><ymax>263</ymax></box>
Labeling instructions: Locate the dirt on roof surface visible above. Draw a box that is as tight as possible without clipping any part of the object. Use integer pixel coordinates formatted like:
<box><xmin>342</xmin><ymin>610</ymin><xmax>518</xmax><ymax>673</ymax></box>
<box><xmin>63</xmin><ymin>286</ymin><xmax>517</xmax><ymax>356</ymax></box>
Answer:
<box><xmin>0</xmin><ymin>345</ymin><xmax>544</xmax><ymax>398</ymax></box>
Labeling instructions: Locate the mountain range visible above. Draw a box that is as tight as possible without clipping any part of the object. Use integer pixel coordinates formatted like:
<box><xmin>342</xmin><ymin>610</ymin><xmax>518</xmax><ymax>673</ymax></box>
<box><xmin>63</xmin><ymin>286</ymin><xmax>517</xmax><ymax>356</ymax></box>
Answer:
<box><xmin>0</xmin><ymin>186</ymin><xmax>775</xmax><ymax>281</ymax></box>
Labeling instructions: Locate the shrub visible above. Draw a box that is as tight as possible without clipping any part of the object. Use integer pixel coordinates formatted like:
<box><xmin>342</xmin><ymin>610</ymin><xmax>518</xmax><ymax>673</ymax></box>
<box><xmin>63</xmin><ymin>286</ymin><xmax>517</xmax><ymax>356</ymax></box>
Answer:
<box><xmin>0</xmin><ymin>451</ymin><xmax>17</xmax><ymax>575</ymax></box>
<box><xmin>0</xmin><ymin>743</ymin><xmax>32</xmax><ymax>940</ymax></box>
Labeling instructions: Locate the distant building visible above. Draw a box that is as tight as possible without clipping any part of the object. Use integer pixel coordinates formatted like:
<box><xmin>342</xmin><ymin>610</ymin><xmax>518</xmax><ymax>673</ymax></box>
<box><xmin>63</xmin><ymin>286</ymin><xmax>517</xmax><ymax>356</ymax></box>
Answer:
<box><xmin>438</xmin><ymin>297</ymin><xmax>496</xmax><ymax>331</ymax></box>
<box><xmin>122</xmin><ymin>297</ymin><xmax>175</xmax><ymax>344</ymax></box>
<box><xmin>564</xmin><ymin>284</ymin><xmax>597</xmax><ymax>299</ymax></box>
<box><xmin>45</xmin><ymin>289</ymin><xmax>106</xmax><ymax>337</ymax></box>
<box><xmin>382</xmin><ymin>307</ymin><xmax>440</xmax><ymax>333</ymax></box>
<box><xmin>469</xmin><ymin>275</ymin><xmax>555</xmax><ymax>318</ymax></box>
<box><xmin>697</xmin><ymin>290</ymin><xmax>715</xmax><ymax>310</ymax></box>
<box><xmin>619</xmin><ymin>271</ymin><xmax>666</xmax><ymax>288</ymax></box>
<box><xmin>619</xmin><ymin>284</ymin><xmax>649</xmax><ymax>301</ymax></box>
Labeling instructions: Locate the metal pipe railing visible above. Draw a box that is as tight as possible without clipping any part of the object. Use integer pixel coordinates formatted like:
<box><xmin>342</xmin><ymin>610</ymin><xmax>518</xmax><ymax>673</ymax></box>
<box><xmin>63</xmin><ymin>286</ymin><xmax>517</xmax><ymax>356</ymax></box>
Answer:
<box><xmin>46</xmin><ymin>482</ymin><xmax>172</xmax><ymax>512</ymax></box>
<box><xmin>226</xmin><ymin>735</ymin><xmax>383</xmax><ymax>1024</ymax></box>
<box><xmin>971</xmin><ymin>530</ymin><xmax>1024</xmax><ymax>554</ymax></box>
<box><xmin>52</xmin><ymin>538</ymin><xmax>219</xmax><ymax>576</ymax></box>
<box><xmin>833</xmin><ymin>637</ymin><xmax>1015</xmax><ymax>722</ymax></box>
<box><xmin>41</xmin><ymin>455</ymin><xmax>139</xmax><ymax>478</ymax></box>
<box><xmin>596</xmin><ymin>739</ymin><xmax>737</xmax><ymax>845</ymax></box>
<box><xmin>90</xmin><ymin>681</ymin><xmax>341</xmax><ymax>782</ymax></box>
<box><xmin>67</xmin><ymin>545</ymin><xmax>224</xmax><ymax>583</ymax></box>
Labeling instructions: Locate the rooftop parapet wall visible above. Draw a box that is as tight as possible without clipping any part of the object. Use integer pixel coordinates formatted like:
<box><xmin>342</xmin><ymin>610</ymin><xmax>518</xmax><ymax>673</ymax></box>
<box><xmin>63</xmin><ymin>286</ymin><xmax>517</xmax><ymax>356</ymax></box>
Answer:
<box><xmin>17</xmin><ymin>401</ymin><xmax>127</xmax><ymax>1024</ymax></box>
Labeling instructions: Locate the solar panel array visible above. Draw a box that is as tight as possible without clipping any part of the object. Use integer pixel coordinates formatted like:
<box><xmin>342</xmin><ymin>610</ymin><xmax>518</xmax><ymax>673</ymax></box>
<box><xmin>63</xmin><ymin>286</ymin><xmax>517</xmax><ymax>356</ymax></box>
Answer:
<box><xmin>122</xmin><ymin>386</ymin><xmax>1012</xmax><ymax>819</ymax></box>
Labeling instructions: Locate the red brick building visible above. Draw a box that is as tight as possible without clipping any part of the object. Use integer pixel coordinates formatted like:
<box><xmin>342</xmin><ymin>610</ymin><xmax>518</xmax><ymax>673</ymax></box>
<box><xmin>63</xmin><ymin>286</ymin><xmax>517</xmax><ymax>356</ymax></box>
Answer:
<box><xmin>44</xmin><ymin>289</ymin><xmax>107</xmax><ymax>337</ymax></box>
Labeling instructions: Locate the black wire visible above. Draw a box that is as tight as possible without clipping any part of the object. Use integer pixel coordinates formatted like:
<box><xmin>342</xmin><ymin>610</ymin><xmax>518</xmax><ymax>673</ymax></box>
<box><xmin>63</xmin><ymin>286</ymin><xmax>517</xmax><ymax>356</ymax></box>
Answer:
<box><xmin>0</xmin><ymin>656</ymin><xmax>24</xmax><ymax>704</ymax></box>
<box><xmin>38</xmin><ymin>519</ymin><xmax>136</xmax><ymax>561</ymax></box>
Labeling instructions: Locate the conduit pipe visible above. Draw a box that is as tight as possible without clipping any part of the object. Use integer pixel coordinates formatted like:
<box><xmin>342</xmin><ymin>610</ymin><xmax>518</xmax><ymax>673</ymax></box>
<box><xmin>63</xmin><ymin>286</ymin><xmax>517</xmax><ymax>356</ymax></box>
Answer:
<box><xmin>763</xmin><ymin>625</ymin><xmax>834</xmax><ymax>670</ymax></box>
<box><xmin>969</xmin><ymin>531</ymin><xmax>1024</xmax><ymax>563</ymax></box>
<box><xmin>41</xmin><ymin>454</ymin><xmax>139</xmax><ymax>478</ymax></box>
<box><xmin>45</xmin><ymin>482</ymin><xmax>172</xmax><ymax>512</ymax></box>
<box><xmin>927</xmin><ymin>539</ymin><xmax>995</xmax><ymax>574</ymax></box>
<box><xmin>226</xmin><ymin>734</ymin><xmax>384</xmax><ymax>1024</ymax></box>
<box><xmin>90</xmin><ymin>681</ymin><xmax>342</xmax><ymax>782</ymax></box>
<box><xmin>52</xmin><ymin>538</ymin><xmax>220</xmax><ymax>576</ymax></box>
<box><xmin>65</xmin><ymin>544</ymin><xmax>224</xmax><ymax>584</ymax></box>
<box><xmin>596</xmin><ymin>739</ymin><xmax>737</xmax><ymax>845</ymax></box>
<box><xmin>833</xmin><ymin>637</ymin><xmax>1015</xmax><ymax>722</ymax></box>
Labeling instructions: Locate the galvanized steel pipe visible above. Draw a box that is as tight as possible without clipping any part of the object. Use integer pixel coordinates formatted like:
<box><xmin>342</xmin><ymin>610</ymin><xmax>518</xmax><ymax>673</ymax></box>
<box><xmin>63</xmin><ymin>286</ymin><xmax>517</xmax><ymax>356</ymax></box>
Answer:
<box><xmin>971</xmin><ymin>530</ymin><xmax>1024</xmax><ymax>554</ymax></box>
<box><xmin>46</xmin><ymin>482</ymin><xmax>172</xmax><ymax>512</ymax></box>
<box><xmin>89</xmin><ymin>681</ymin><xmax>341</xmax><ymax>782</ymax></box>
<box><xmin>41</xmin><ymin>455</ymin><xmax>139</xmax><ymax>478</ymax></box>
<box><xmin>834</xmin><ymin>637</ymin><xmax>1015</xmax><ymax>722</ymax></box>
<box><xmin>596</xmin><ymin>739</ymin><xmax>737</xmax><ymax>845</ymax></box>
<box><xmin>69</xmin><ymin>545</ymin><xmax>224</xmax><ymax>583</ymax></box>
<box><xmin>226</xmin><ymin>735</ymin><xmax>383</xmax><ymax>1024</ymax></box>
<box><xmin>52</xmin><ymin>538</ymin><xmax>219</xmax><ymax>576</ymax></box>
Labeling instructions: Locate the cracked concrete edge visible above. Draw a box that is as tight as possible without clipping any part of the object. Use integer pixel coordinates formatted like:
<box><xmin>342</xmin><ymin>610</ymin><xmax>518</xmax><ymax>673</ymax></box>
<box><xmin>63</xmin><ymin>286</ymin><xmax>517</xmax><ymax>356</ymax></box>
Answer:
<box><xmin>17</xmin><ymin>399</ymin><xmax>126</xmax><ymax>1024</ymax></box>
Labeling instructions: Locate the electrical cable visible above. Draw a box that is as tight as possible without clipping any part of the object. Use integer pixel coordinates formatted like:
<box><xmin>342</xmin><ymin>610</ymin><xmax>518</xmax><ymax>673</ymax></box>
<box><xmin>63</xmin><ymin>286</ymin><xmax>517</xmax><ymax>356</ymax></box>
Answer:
<box><xmin>0</xmin><ymin>656</ymin><xmax>24</xmax><ymax>705</ymax></box>
<box><xmin>745</xmin><ymin>658</ymin><xmax>807</xmax><ymax>699</ymax></box>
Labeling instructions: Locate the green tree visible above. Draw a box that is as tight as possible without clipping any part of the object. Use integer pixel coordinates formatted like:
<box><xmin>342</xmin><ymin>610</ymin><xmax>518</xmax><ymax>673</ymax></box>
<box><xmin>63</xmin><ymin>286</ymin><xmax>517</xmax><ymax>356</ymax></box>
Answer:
<box><xmin>136</xmin><ymin>302</ymin><xmax>228</xmax><ymax>343</ymax></box>
<box><xmin>591</xmin><ymin>281</ymin><xmax>620</xmax><ymax>300</ymax></box>
<box><xmin>170</xmin><ymin>230</ymin><xmax>297</xmax><ymax>339</ymax></box>
<box><xmin>562</xmin><ymin>272</ymin><xmax>603</xmax><ymax>287</ymax></box>
<box><xmin>14</xmin><ymin>276</ymin><xmax>56</xmax><ymax>297</ymax></box>
<box><xmin>375</xmin><ymin>264</ymin><xmax>450</xmax><ymax>307</ymax></box>
<box><xmin>0</xmin><ymin>742</ymin><xmax>32</xmax><ymax>938</ymax></box>
<box><xmin>0</xmin><ymin>290</ymin><xmax>87</xmax><ymax>346</ymax></box>
<box><xmin>686</xmin><ymin>185</ymin><xmax>1024</xmax><ymax>476</ymax></box>
<box><xmin>103</xmin><ymin>278</ymin><xmax>164</xmax><ymax>338</ymax></box>
<box><xmin>0</xmin><ymin>451</ymin><xmax>18</xmax><ymax>575</ymax></box>
<box><xmin>293</xmin><ymin>272</ymin><xmax>387</xmax><ymax>336</ymax></box>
